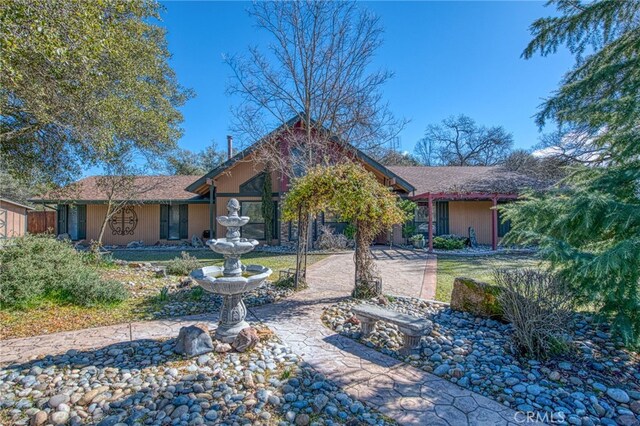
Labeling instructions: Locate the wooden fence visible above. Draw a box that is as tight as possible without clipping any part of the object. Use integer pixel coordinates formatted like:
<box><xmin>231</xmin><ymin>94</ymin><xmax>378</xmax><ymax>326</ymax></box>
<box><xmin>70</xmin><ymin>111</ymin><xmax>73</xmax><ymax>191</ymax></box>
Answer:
<box><xmin>27</xmin><ymin>211</ymin><xmax>56</xmax><ymax>235</ymax></box>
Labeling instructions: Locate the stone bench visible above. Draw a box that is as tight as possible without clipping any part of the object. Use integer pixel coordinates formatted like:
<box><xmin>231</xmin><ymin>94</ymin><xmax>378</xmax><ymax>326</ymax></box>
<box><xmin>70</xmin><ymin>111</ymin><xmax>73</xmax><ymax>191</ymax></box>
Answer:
<box><xmin>351</xmin><ymin>304</ymin><xmax>433</xmax><ymax>354</ymax></box>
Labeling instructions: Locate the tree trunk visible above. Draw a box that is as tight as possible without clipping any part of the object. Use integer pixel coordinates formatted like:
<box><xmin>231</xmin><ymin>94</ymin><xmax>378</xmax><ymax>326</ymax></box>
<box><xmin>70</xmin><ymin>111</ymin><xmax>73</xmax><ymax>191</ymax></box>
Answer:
<box><xmin>352</xmin><ymin>220</ymin><xmax>380</xmax><ymax>298</ymax></box>
<box><xmin>95</xmin><ymin>203</ymin><xmax>114</xmax><ymax>253</ymax></box>
<box><xmin>294</xmin><ymin>208</ymin><xmax>310</xmax><ymax>289</ymax></box>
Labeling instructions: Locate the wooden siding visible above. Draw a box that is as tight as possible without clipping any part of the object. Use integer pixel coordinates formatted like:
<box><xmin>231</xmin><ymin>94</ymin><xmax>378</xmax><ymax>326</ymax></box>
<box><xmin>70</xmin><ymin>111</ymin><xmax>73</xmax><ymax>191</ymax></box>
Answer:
<box><xmin>448</xmin><ymin>201</ymin><xmax>494</xmax><ymax>245</ymax></box>
<box><xmin>214</xmin><ymin>153</ymin><xmax>280</xmax><ymax>194</ymax></box>
<box><xmin>188</xmin><ymin>204</ymin><xmax>210</xmax><ymax>240</ymax></box>
<box><xmin>0</xmin><ymin>200</ymin><xmax>28</xmax><ymax>237</ymax></box>
<box><xmin>87</xmin><ymin>204</ymin><xmax>161</xmax><ymax>245</ymax></box>
<box><xmin>27</xmin><ymin>211</ymin><xmax>56</xmax><ymax>234</ymax></box>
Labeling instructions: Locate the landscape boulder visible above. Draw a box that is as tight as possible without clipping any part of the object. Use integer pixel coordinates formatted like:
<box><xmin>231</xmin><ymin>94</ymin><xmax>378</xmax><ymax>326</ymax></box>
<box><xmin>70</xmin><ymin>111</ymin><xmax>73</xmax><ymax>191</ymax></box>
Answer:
<box><xmin>175</xmin><ymin>323</ymin><xmax>214</xmax><ymax>356</ymax></box>
<box><xmin>450</xmin><ymin>277</ymin><xmax>503</xmax><ymax>319</ymax></box>
<box><xmin>232</xmin><ymin>327</ymin><xmax>260</xmax><ymax>352</ymax></box>
<box><xmin>192</xmin><ymin>235</ymin><xmax>204</xmax><ymax>248</ymax></box>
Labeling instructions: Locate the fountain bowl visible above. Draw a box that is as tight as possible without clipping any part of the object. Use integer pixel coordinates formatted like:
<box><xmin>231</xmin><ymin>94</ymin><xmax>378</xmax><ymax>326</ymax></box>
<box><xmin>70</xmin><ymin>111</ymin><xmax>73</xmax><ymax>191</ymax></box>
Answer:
<box><xmin>217</xmin><ymin>215</ymin><xmax>250</xmax><ymax>228</ymax></box>
<box><xmin>206</xmin><ymin>238</ymin><xmax>258</xmax><ymax>256</ymax></box>
<box><xmin>190</xmin><ymin>264</ymin><xmax>272</xmax><ymax>295</ymax></box>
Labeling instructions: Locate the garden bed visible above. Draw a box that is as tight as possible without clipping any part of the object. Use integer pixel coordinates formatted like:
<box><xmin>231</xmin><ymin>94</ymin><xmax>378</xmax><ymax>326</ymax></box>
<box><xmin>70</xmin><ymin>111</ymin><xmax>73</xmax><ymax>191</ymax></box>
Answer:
<box><xmin>1</xmin><ymin>252</ymin><xmax>326</xmax><ymax>340</ymax></box>
<box><xmin>0</xmin><ymin>326</ymin><xmax>394</xmax><ymax>426</ymax></box>
<box><xmin>322</xmin><ymin>296</ymin><xmax>640</xmax><ymax>425</ymax></box>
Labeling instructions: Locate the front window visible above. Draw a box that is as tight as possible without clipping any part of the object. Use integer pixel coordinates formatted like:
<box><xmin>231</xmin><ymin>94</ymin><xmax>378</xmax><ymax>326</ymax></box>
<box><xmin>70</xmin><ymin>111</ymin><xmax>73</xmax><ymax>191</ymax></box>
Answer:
<box><xmin>68</xmin><ymin>205</ymin><xmax>79</xmax><ymax>240</ymax></box>
<box><xmin>241</xmin><ymin>201</ymin><xmax>265</xmax><ymax>240</ymax></box>
<box><xmin>168</xmin><ymin>205</ymin><xmax>181</xmax><ymax>240</ymax></box>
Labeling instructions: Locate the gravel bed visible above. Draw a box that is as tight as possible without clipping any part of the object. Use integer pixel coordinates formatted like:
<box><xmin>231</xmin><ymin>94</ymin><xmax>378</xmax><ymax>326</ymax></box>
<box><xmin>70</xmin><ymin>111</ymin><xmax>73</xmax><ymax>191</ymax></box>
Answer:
<box><xmin>322</xmin><ymin>297</ymin><xmax>640</xmax><ymax>426</ymax></box>
<box><xmin>0</xmin><ymin>330</ymin><xmax>393</xmax><ymax>426</ymax></box>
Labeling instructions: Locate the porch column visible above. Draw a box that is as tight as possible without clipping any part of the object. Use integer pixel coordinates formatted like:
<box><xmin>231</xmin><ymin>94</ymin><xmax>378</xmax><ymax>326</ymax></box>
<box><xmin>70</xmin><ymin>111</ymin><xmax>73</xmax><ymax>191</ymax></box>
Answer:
<box><xmin>491</xmin><ymin>195</ymin><xmax>498</xmax><ymax>251</ymax></box>
<box><xmin>427</xmin><ymin>194</ymin><xmax>433</xmax><ymax>253</ymax></box>
<box><xmin>207</xmin><ymin>179</ymin><xmax>214</xmax><ymax>240</ymax></box>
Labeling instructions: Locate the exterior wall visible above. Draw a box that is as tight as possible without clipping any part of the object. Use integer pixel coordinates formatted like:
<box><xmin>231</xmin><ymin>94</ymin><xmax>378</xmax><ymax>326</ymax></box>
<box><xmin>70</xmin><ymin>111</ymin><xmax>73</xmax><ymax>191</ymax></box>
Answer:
<box><xmin>0</xmin><ymin>201</ymin><xmax>29</xmax><ymax>238</ymax></box>
<box><xmin>188</xmin><ymin>204</ymin><xmax>210</xmax><ymax>240</ymax></box>
<box><xmin>87</xmin><ymin>204</ymin><xmax>161</xmax><ymax>246</ymax></box>
<box><xmin>448</xmin><ymin>201</ymin><xmax>494</xmax><ymax>245</ymax></box>
<box><xmin>82</xmin><ymin>203</ymin><xmax>211</xmax><ymax>246</ymax></box>
<box><xmin>214</xmin><ymin>155</ymin><xmax>280</xmax><ymax>195</ymax></box>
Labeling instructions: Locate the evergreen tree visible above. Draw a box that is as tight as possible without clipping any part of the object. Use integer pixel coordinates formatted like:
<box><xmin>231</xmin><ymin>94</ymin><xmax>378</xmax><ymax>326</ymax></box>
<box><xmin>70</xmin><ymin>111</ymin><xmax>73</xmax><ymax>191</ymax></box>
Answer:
<box><xmin>503</xmin><ymin>1</ymin><xmax>640</xmax><ymax>344</ymax></box>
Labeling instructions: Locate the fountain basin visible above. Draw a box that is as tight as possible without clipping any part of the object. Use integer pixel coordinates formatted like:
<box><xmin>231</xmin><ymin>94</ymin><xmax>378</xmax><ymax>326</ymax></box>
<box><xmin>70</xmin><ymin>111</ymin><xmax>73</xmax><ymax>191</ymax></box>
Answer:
<box><xmin>190</xmin><ymin>264</ymin><xmax>272</xmax><ymax>295</ymax></box>
<box><xmin>217</xmin><ymin>215</ymin><xmax>250</xmax><ymax>228</ymax></box>
<box><xmin>206</xmin><ymin>238</ymin><xmax>258</xmax><ymax>256</ymax></box>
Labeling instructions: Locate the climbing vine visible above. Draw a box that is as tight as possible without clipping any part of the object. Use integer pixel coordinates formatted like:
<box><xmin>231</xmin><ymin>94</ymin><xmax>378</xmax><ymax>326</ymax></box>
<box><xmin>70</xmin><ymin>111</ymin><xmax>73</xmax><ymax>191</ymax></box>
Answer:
<box><xmin>283</xmin><ymin>162</ymin><xmax>408</xmax><ymax>297</ymax></box>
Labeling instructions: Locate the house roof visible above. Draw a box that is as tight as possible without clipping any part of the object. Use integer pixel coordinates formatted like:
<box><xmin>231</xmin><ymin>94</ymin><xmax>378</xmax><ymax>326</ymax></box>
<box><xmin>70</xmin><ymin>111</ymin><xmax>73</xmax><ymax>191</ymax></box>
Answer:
<box><xmin>0</xmin><ymin>198</ymin><xmax>35</xmax><ymax>210</ymax></box>
<box><xmin>186</xmin><ymin>114</ymin><xmax>415</xmax><ymax>194</ymax></box>
<box><xmin>33</xmin><ymin>175</ymin><xmax>207</xmax><ymax>203</ymax></box>
<box><xmin>388</xmin><ymin>166</ymin><xmax>548</xmax><ymax>197</ymax></box>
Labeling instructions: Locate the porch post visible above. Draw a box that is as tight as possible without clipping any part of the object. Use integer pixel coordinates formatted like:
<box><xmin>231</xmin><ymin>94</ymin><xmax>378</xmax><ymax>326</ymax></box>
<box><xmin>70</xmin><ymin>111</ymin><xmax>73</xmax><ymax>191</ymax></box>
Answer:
<box><xmin>491</xmin><ymin>195</ymin><xmax>498</xmax><ymax>251</ymax></box>
<box><xmin>427</xmin><ymin>194</ymin><xmax>433</xmax><ymax>253</ymax></box>
<box><xmin>207</xmin><ymin>179</ymin><xmax>214</xmax><ymax>240</ymax></box>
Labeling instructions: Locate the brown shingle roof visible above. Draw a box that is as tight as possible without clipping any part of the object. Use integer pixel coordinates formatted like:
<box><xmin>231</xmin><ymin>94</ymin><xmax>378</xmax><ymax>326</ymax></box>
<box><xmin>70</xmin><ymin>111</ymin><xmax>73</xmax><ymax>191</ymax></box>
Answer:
<box><xmin>34</xmin><ymin>175</ymin><xmax>205</xmax><ymax>202</ymax></box>
<box><xmin>387</xmin><ymin>166</ymin><xmax>548</xmax><ymax>195</ymax></box>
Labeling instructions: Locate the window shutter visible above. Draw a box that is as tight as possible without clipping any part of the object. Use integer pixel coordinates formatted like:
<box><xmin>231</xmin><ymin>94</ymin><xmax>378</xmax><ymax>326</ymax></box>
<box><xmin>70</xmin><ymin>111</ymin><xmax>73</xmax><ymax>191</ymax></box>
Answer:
<box><xmin>179</xmin><ymin>204</ymin><xmax>188</xmax><ymax>239</ymax></box>
<box><xmin>160</xmin><ymin>205</ymin><xmax>169</xmax><ymax>239</ymax></box>
<box><xmin>57</xmin><ymin>205</ymin><xmax>67</xmax><ymax>235</ymax></box>
<box><xmin>77</xmin><ymin>205</ymin><xmax>87</xmax><ymax>240</ymax></box>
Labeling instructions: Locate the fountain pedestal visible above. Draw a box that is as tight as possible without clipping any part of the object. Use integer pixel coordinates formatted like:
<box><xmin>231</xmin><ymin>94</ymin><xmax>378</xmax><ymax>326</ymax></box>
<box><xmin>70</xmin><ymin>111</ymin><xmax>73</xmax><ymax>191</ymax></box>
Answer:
<box><xmin>217</xmin><ymin>294</ymin><xmax>249</xmax><ymax>342</ymax></box>
<box><xmin>190</xmin><ymin>199</ymin><xmax>273</xmax><ymax>343</ymax></box>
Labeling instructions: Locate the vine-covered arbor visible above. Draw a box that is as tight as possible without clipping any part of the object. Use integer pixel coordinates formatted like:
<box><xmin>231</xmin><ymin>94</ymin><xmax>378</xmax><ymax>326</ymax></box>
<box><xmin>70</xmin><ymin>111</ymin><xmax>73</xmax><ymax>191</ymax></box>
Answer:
<box><xmin>282</xmin><ymin>162</ymin><xmax>407</xmax><ymax>298</ymax></box>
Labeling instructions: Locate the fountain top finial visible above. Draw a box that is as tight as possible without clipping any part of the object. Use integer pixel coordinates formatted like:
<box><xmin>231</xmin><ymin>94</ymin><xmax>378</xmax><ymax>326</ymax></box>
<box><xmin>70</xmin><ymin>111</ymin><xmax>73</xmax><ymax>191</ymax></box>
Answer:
<box><xmin>227</xmin><ymin>198</ymin><xmax>240</xmax><ymax>216</ymax></box>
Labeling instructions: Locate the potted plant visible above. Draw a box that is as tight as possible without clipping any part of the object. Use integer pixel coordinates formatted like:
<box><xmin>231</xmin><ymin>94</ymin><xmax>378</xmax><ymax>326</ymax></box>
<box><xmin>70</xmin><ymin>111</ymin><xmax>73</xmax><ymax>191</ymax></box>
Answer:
<box><xmin>409</xmin><ymin>234</ymin><xmax>425</xmax><ymax>249</ymax></box>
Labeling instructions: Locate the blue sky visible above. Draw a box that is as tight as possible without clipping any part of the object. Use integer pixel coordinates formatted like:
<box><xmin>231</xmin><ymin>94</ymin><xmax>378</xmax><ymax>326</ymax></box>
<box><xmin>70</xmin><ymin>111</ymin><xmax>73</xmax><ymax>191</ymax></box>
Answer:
<box><xmin>160</xmin><ymin>1</ymin><xmax>574</xmax><ymax>156</ymax></box>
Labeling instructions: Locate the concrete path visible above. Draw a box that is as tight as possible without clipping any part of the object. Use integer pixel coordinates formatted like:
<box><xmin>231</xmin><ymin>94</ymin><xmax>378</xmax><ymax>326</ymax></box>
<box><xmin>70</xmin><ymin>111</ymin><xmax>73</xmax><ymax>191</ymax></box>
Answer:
<box><xmin>0</xmin><ymin>248</ymin><xmax>522</xmax><ymax>425</ymax></box>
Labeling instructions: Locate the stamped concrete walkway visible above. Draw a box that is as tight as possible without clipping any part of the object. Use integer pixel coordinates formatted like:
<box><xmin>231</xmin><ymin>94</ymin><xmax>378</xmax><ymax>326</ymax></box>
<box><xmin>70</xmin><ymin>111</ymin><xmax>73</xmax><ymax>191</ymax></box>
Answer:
<box><xmin>0</xmin><ymin>248</ymin><xmax>522</xmax><ymax>425</ymax></box>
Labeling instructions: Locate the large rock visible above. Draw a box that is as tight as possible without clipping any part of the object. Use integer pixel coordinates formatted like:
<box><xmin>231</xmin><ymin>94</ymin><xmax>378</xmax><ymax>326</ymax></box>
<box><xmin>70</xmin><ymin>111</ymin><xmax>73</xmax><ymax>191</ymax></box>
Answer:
<box><xmin>175</xmin><ymin>323</ymin><xmax>214</xmax><ymax>357</ymax></box>
<box><xmin>78</xmin><ymin>385</ymin><xmax>110</xmax><ymax>406</ymax></box>
<box><xmin>191</xmin><ymin>235</ymin><xmax>204</xmax><ymax>247</ymax></box>
<box><xmin>450</xmin><ymin>277</ymin><xmax>503</xmax><ymax>319</ymax></box>
<box><xmin>232</xmin><ymin>327</ymin><xmax>260</xmax><ymax>352</ymax></box>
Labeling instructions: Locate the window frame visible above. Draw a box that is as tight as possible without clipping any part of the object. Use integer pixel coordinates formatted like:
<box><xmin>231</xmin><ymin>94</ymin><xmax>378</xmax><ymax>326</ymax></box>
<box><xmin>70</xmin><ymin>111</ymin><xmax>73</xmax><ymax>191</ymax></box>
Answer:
<box><xmin>240</xmin><ymin>201</ymin><xmax>266</xmax><ymax>240</ymax></box>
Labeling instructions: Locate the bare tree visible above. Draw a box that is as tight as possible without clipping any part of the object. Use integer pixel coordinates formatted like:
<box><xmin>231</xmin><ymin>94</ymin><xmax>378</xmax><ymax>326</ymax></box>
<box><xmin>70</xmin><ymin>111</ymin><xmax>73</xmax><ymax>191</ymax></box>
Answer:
<box><xmin>534</xmin><ymin>128</ymin><xmax>609</xmax><ymax>166</ymax></box>
<box><xmin>418</xmin><ymin>115</ymin><xmax>513</xmax><ymax>166</ymax></box>
<box><xmin>369</xmin><ymin>147</ymin><xmax>421</xmax><ymax>166</ymax></box>
<box><xmin>502</xmin><ymin>149</ymin><xmax>570</xmax><ymax>184</ymax></box>
<box><xmin>414</xmin><ymin>135</ymin><xmax>438</xmax><ymax>166</ymax></box>
<box><xmin>226</xmin><ymin>1</ymin><xmax>405</xmax><ymax>287</ymax></box>
<box><xmin>92</xmin><ymin>160</ymin><xmax>164</xmax><ymax>251</ymax></box>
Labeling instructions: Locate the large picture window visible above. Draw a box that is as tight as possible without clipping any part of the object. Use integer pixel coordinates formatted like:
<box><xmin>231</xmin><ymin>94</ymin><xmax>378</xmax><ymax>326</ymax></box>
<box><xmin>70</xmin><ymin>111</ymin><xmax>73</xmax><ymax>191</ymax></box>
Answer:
<box><xmin>241</xmin><ymin>201</ymin><xmax>264</xmax><ymax>240</ymax></box>
<box><xmin>241</xmin><ymin>201</ymin><xmax>278</xmax><ymax>240</ymax></box>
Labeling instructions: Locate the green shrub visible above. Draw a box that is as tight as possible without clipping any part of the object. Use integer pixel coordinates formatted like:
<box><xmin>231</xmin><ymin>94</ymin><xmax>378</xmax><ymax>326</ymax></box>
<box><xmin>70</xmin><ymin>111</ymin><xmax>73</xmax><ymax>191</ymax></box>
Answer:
<box><xmin>433</xmin><ymin>234</ymin><xmax>467</xmax><ymax>250</ymax></box>
<box><xmin>166</xmin><ymin>251</ymin><xmax>200</xmax><ymax>275</ymax></box>
<box><xmin>190</xmin><ymin>286</ymin><xmax>205</xmax><ymax>301</ymax></box>
<box><xmin>274</xmin><ymin>275</ymin><xmax>295</xmax><ymax>289</ymax></box>
<box><xmin>0</xmin><ymin>234</ymin><xmax>127</xmax><ymax>309</ymax></box>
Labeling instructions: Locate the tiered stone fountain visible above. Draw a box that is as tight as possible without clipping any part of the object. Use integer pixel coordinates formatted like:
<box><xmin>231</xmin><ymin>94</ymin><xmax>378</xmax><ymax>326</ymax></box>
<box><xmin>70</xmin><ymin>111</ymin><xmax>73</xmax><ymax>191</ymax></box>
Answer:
<box><xmin>190</xmin><ymin>198</ymin><xmax>272</xmax><ymax>342</ymax></box>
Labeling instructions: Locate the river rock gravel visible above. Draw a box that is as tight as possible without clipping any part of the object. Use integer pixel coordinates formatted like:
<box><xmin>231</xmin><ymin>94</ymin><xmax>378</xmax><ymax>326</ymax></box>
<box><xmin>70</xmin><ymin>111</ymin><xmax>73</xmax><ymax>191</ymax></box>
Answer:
<box><xmin>0</xmin><ymin>328</ymin><xmax>393</xmax><ymax>426</ymax></box>
<box><xmin>322</xmin><ymin>296</ymin><xmax>640</xmax><ymax>426</ymax></box>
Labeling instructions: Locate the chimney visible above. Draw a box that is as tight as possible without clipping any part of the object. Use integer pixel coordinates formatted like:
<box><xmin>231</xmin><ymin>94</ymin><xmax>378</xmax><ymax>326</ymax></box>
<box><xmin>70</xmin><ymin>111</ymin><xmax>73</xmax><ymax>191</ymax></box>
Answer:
<box><xmin>227</xmin><ymin>135</ymin><xmax>233</xmax><ymax>160</ymax></box>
